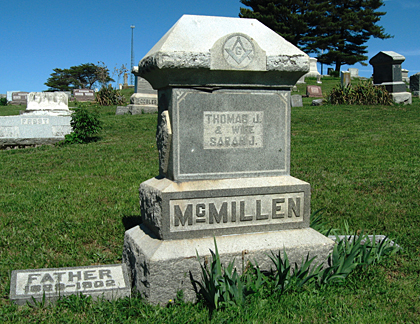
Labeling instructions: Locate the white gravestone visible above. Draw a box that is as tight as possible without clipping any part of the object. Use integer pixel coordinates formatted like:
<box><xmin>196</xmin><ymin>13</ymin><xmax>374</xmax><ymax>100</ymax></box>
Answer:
<box><xmin>0</xmin><ymin>92</ymin><xmax>72</xmax><ymax>147</ymax></box>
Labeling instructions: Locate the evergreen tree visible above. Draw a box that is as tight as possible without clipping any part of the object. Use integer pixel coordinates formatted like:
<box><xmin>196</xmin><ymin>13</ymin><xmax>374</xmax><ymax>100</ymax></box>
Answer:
<box><xmin>239</xmin><ymin>0</ymin><xmax>392</xmax><ymax>71</ymax></box>
<box><xmin>45</xmin><ymin>63</ymin><xmax>114</xmax><ymax>91</ymax></box>
<box><xmin>240</xmin><ymin>0</ymin><xmax>310</xmax><ymax>47</ymax></box>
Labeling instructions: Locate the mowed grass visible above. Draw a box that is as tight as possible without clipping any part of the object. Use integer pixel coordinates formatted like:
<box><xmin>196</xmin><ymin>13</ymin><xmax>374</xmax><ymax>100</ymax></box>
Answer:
<box><xmin>1</xmin><ymin>82</ymin><xmax>420</xmax><ymax>322</ymax></box>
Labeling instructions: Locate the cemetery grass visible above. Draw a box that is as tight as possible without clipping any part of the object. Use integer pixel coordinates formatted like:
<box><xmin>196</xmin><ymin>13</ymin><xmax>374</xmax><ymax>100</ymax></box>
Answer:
<box><xmin>1</xmin><ymin>93</ymin><xmax>420</xmax><ymax>322</ymax></box>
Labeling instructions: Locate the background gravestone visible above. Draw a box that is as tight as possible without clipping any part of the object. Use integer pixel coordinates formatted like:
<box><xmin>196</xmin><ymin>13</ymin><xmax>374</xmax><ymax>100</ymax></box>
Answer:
<box><xmin>341</xmin><ymin>71</ymin><xmax>351</xmax><ymax>87</ymax></box>
<box><xmin>73</xmin><ymin>89</ymin><xmax>95</xmax><ymax>102</ymax></box>
<box><xmin>348</xmin><ymin>68</ymin><xmax>359</xmax><ymax>78</ymax></box>
<box><xmin>306</xmin><ymin>85</ymin><xmax>322</xmax><ymax>97</ymax></box>
<box><xmin>410</xmin><ymin>73</ymin><xmax>420</xmax><ymax>96</ymax></box>
<box><xmin>0</xmin><ymin>92</ymin><xmax>72</xmax><ymax>148</ymax></box>
<box><xmin>11</xmin><ymin>92</ymin><xmax>29</xmax><ymax>105</ymax></box>
<box><xmin>304</xmin><ymin>57</ymin><xmax>320</xmax><ymax>78</ymax></box>
<box><xmin>369</xmin><ymin>51</ymin><xmax>411</xmax><ymax>104</ymax></box>
<box><xmin>122</xmin><ymin>14</ymin><xmax>334</xmax><ymax>305</ymax></box>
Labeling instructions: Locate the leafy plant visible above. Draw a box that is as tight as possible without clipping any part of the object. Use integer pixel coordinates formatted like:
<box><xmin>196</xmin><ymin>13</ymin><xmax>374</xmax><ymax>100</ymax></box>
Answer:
<box><xmin>95</xmin><ymin>86</ymin><xmax>126</xmax><ymax>106</ymax></box>
<box><xmin>327</xmin><ymin>81</ymin><xmax>393</xmax><ymax>105</ymax></box>
<box><xmin>191</xmin><ymin>238</ymin><xmax>249</xmax><ymax>309</ymax></box>
<box><xmin>0</xmin><ymin>97</ymin><xmax>7</xmax><ymax>106</ymax></box>
<box><xmin>60</xmin><ymin>103</ymin><xmax>102</xmax><ymax>144</ymax></box>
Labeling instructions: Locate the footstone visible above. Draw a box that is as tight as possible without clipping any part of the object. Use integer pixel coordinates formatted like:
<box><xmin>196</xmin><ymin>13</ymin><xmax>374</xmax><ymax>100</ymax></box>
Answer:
<box><xmin>123</xmin><ymin>225</ymin><xmax>333</xmax><ymax>304</ymax></box>
<box><xmin>10</xmin><ymin>264</ymin><xmax>130</xmax><ymax>305</ymax></box>
<box><xmin>311</xmin><ymin>99</ymin><xmax>323</xmax><ymax>106</ymax></box>
<box><xmin>291</xmin><ymin>94</ymin><xmax>303</xmax><ymax>107</ymax></box>
<box><xmin>123</xmin><ymin>15</ymin><xmax>334</xmax><ymax>305</ymax></box>
<box><xmin>391</xmin><ymin>92</ymin><xmax>412</xmax><ymax>105</ymax></box>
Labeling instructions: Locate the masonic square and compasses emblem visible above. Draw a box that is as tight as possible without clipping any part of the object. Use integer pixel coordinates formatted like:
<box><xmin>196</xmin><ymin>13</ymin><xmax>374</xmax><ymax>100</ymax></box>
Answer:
<box><xmin>223</xmin><ymin>34</ymin><xmax>255</xmax><ymax>68</ymax></box>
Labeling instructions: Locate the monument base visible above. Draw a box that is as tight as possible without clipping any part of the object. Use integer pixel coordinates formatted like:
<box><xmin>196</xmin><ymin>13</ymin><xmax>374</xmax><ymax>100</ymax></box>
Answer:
<box><xmin>391</xmin><ymin>92</ymin><xmax>412</xmax><ymax>105</ymax></box>
<box><xmin>115</xmin><ymin>105</ymin><xmax>158</xmax><ymax>115</ymax></box>
<box><xmin>122</xmin><ymin>224</ymin><xmax>334</xmax><ymax>305</ymax></box>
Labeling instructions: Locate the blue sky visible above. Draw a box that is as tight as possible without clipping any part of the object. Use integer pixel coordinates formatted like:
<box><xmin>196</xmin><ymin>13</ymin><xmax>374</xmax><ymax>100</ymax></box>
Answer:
<box><xmin>1</xmin><ymin>0</ymin><xmax>419</xmax><ymax>93</ymax></box>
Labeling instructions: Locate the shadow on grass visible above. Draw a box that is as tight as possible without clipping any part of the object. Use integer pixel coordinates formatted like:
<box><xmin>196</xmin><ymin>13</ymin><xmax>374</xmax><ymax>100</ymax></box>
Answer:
<box><xmin>122</xmin><ymin>215</ymin><xmax>142</xmax><ymax>230</ymax></box>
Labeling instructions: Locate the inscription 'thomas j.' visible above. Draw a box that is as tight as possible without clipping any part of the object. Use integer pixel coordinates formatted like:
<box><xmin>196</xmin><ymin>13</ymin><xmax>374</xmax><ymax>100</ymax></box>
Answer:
<box><xmin>203</xmin><ymin>111</ymin><xmax>264</xmax><ymax>149</ymax></box>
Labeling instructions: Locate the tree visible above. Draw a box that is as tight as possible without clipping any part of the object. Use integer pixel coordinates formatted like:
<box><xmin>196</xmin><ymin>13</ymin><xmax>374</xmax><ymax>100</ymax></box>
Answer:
<box><xmin>44</xmin><ymin>63</ymin><xmax>114</xmax><ymax>91</ymax></box>
<box><xmin>239</xmin><ymin>0</ymin><xmax>392</xmax><ymax>71</ymax></box>
<box><xmin>240</xmin><ymin>0</ymin><xmax>311</xmax><ymax>47</ymax></box>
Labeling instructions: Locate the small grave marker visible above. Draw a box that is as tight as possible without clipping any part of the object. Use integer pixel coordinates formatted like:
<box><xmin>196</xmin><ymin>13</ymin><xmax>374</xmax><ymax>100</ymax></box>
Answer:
<box><xmin>73</xmin><ymin>89</ymin><xmax>95</xmax><ymax>102</ymax></box>
<box><xmin>10</xmin><ymin>264</ymin><xmax>130</xmax><ymax>305</ymax></box>
<box><xmin>306</xmin><ymin>85</ymin><xmax>322</xmax><ymax>97</ymax></box>
<box><xmin>11</xmin><ymin>92</ymin><xmax>29</xmax><ymax>105</ymax></box>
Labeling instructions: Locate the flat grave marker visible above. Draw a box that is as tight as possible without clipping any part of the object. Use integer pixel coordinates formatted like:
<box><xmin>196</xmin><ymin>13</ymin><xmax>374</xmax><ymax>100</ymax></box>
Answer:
<box><xmin>10</xmin><ymin>264</ymin><xmax>130</xmax><ymax>305</ymax></box>
<box><xmin>306</xmin><ymin>85</ymin><xmax>322</xmax><ymax>97</ymax></box>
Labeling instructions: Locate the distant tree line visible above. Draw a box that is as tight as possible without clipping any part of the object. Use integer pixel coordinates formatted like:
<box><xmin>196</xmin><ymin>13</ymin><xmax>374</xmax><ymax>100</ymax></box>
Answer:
<box><xmin>239</xmin><ymin>0</ymin><xmax>392</xmax><ymax>71</ymax></box>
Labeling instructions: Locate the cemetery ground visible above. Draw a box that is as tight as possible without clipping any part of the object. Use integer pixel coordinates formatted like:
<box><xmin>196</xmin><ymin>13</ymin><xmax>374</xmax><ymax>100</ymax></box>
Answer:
<box><xmin>1</xmin><ymin>77</ymin><xmax>419</xmax><ymax>322</ymax></box>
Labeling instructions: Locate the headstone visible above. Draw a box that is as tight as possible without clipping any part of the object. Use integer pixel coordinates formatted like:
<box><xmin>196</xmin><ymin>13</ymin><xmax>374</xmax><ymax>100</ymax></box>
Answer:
<box><xmin>122</xmin><ymin>14</ymin><xmax>334</xmax><ymax>305</ymax></box>
<box><xmin>11</xmin><ymin>92</ymin><xmax>29</xmax><ymax>105</ymax></box>
<box><xmin>341</xmin><ymin>71</ymin><xmax>351</xmax><ymax>87</ymax></box>
<box><xmin>348</xmin><ymin>68</ymin><xmax>359</xmax><ymax>78</ymax></box>
<box><xmin>116</xmin><ymin>67</ymin><xmax>158</xmax><ymax>115</ymax></box>
<box><xmin>10</xmin><ymin>264</ymin><xmax>130</xmax><ymax>305</ymax></box>
<box><xmin>296</xmin><ymin>75</ymin><xmax>305</xmax><ymax>84</ymax></box>
<box><xmin>409</xmin><ymin>72</ymin><xmax>420</xmax><ymax>96</ymax></box>
<box><xmin>7</xmin><ymin>91</ymin><xmax>20</xmax><ymax>102</ymax></box>
<box><xmin>317</xmin><ymin>75</ymin><xmax>322</xmax><ymax>84</ymax></box>
<box><xmin>402</xmin><ymin>69</ymin><xmax>409</xmax><ymax>83</ymax></box>
<box><xmin>304</xmin><ymin>57</ymin><xmax>321</xmax><ymax>78</ymax></box>
<box><xmin>0</xmin><ymin>92</ymin><xmax>72</xmax><ymax>148</ymax></box>
<box><xmin>369</xmin><ymin>51</ymin><xmax>411</xmax><ymax>104</ymax></box>
<box><xmin>306</xmin><ymin>85</ymin><xmax>322</xmax><ymax>97</ymax></box>
<box><xmin>291</xmin><ymin>94</ymin><xmax>303</xmax><ymax>107</ymax></box>
<box><xmin>122</xmin><ymin>73</ymin><xmax>129</xmax><ymax>90</ymax></box>
<box><xmin>73</xmin><ymin>89</ymin><xmax>95</xmax><ymax>102</ymax></box>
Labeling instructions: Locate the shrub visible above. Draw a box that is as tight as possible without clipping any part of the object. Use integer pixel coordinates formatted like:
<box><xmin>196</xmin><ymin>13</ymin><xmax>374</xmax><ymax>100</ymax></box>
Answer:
<box><xmin>0</xmin><ymin>98</ymin><xmax>7</xmax><ymax>106</ymax></box>
<box><xmin>60</xmin><ymin>103</ymin><xmax>102</xmax><ymax>144</ymax></box>
<box><xmin>95</xmin><ymin>86</ymin><xmax>126</xmax><ymax>106</ymax></box>
<box><xmin>327</xmin><ymin>80</ymin><xmax>393</xmax><ymax>105</ymax></box>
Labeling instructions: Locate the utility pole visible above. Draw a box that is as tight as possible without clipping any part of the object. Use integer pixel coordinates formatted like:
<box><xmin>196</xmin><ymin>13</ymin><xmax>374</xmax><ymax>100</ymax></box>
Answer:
<box><xmin>130</xmin><ymin>25</ymin><xmax>135</xmax><ymax>86</ymax></box>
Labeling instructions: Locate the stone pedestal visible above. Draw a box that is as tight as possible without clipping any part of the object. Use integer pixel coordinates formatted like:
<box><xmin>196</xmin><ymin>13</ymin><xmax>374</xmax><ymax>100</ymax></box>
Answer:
<box><xmin>0</xmin><ymin>92</ymin><xmax>72</xmax><ymax>148</ymax></box>
<box><xmin>123</xmin><ymin>225</ymin><xmax>333</xmax><ymax>304</ymax></box>
<box><xmin>122</xmin><ymin>15</ymin><xmax>334</xmax><ymax>304</ymax></box>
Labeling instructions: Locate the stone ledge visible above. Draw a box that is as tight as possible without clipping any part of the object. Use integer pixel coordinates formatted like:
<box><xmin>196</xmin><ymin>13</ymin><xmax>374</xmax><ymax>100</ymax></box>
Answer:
<box><xmin>123</xmin><ymin>224</ymin><xmax>335</xmax><ymax>305</ymax></box>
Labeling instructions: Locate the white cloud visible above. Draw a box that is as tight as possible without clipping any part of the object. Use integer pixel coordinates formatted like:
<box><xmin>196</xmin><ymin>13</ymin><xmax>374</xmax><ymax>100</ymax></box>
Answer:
<box><xmin>399</xmin><ymin>49</ymin><xmax>420</xmax><ymax>56</ymax></box>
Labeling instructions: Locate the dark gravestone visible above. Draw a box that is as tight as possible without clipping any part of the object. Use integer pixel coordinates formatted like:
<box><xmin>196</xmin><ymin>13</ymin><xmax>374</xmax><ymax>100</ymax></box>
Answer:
<box><xmin>369</xmin><ymin>51</ymin><xmax>406</xmax><ymax>93</ymax></box>
<box><xmin>306</xmin><ymin>85</ymin><xmax>322</xmax><ymax>97</ymax></box>
<box><xmin>410</xmin><ymin>73</ymin><xmax>420</xmax><ymax>96</ymax></box>
<box><xmin>73</xmin><ymin>89</ymin><xmax>95</xmax><ymax>102</ymax></box>
<box><xmin>11</xmin><ymin>92</ymin><xmax>29</xmax><ymax>105</ymax></box>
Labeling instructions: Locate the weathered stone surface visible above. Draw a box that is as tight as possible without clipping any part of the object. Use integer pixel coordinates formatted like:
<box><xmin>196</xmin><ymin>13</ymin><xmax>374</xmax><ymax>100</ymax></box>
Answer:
<box><xmin>291</xmin><ymin>94</ymin><xmax>303</xmax><ymax>107</ymax></box>
<box><xmin>409</xmin><ymin>73</ymin><xmax>420</xmax><ymax>96</ymax></box>
<box><xmin>370</xmin><ymin>51</ymin><xmax>406</xmax><ymax>93</ymax></box>
<box><xmin>348</xmin><ymin>68</ymin><xmax>359</xmax><ymax>78</ymax></box>
<box><xmin>0</xmin><ymin>114</ymin><xmax>72</xmax><ymax>148</ymax></box>
<box><xmin>157</xmin><ymin>88</ymin><xmax>290</xmax><ymax>181</ymax></box>
<box><xmin>306</xmin><ymin>85</ymin><xmax>322</xmax><ymax>97</ymax></box>
<box><xmin>137</xmin><ymin>15</ymin><xmax>309</xmax><ymax>89</ymax></box>
<box><xmin>139</xmin><ymin>176</ymin><xmax>310</xmax><ymax>240</ymax></box>
<box><xmin>74</xmin><ymin>89</ymin><xmax>95</xmax><ymax>101</ymax></box>
<box><xmin>10</xmin><ymin>264</ymin><xmax>130</xmax><ymax>305</ymax></box>
<box><xmin>391</xmin><ymin>92</ymin><xmax>412</xmax><ymax>105</ymax></box>
<box><xmin>341</xmin><ymin>71</ymin><xmax>351</xmax><ymax>87</ymax></box>
<box><xmin>26</xmin><ymin>92</ymin><xmax>70</xmax><ymax>115</ymax></box>
<box><xmin>304</xmin><ymin>57</ymin><xmax>320</xmax><ymax>78</ymax></box>
<box><xmin>311</xmin><ymin>99</ymin><xmax>324</xmax><ymax>106</ymax></box>
<box><xmin>11</xmin><ymin>92</ymin><xmax>29</xmax><ymax>105</ymax></box>
<box><xmin>123</xmin><ymin>225</ymin><xmax>334</xmax><ymax>305</ymax></box>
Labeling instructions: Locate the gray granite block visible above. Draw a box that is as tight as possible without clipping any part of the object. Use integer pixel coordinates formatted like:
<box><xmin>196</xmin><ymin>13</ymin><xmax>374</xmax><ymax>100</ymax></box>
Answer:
<box><xmin>123</xmin><ymin>224</ymin><xmax>335</xmax><ymax>305</ymax></box>
<box><xmin>139</xmin><ymin>176</ymin><xmax>311</xmax><ymax>240</ymax></box>
<box><xmin>158</xmin><ymin>88</ymin><xmax>291</xmax><ymax>181</ymax></box>
<box><xmin>10</xmin><ymin>264</ymin><xmax>130</xmax><ymax>305</ymax></box>
<box><xmin>291</xmin><ymin>95</ymin><xmax>303</xmax><ymax>107</ymax></box>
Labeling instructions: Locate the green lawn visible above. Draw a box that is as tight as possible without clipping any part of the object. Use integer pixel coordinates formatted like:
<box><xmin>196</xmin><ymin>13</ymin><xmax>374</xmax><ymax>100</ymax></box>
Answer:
<box><xmin>0</xmin><ymin>82</ymin><xmax>419</xmax><ymax>322</ymax></box>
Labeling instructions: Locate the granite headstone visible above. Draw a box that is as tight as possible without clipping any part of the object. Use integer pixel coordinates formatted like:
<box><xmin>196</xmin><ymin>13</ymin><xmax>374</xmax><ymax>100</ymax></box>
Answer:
<box><xmin>73</xmin><ymin>89</ymin><xmax>95</xmax><ymax>102</ymax></box>
<box><xmin>122</xmin><ymin>15</ymin><xmax>334</xmax><ymax>305</ymax></box>
<box><xmin>409</xmin><ymin>73</ymin><xmax>420</xmax><ymax>96</ymax></box>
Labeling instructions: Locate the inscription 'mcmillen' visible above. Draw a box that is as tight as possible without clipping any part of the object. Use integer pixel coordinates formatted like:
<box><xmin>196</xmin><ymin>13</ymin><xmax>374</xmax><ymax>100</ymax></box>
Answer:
<box><xmin>203</xmin><ymin>111</ymin><xmax>263</xmax><ymax>149</ymax></box>
<box><xmin>169</xmin><ymin>193</ymin><xmax>304</xmax><ymax>232</ymax></box>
